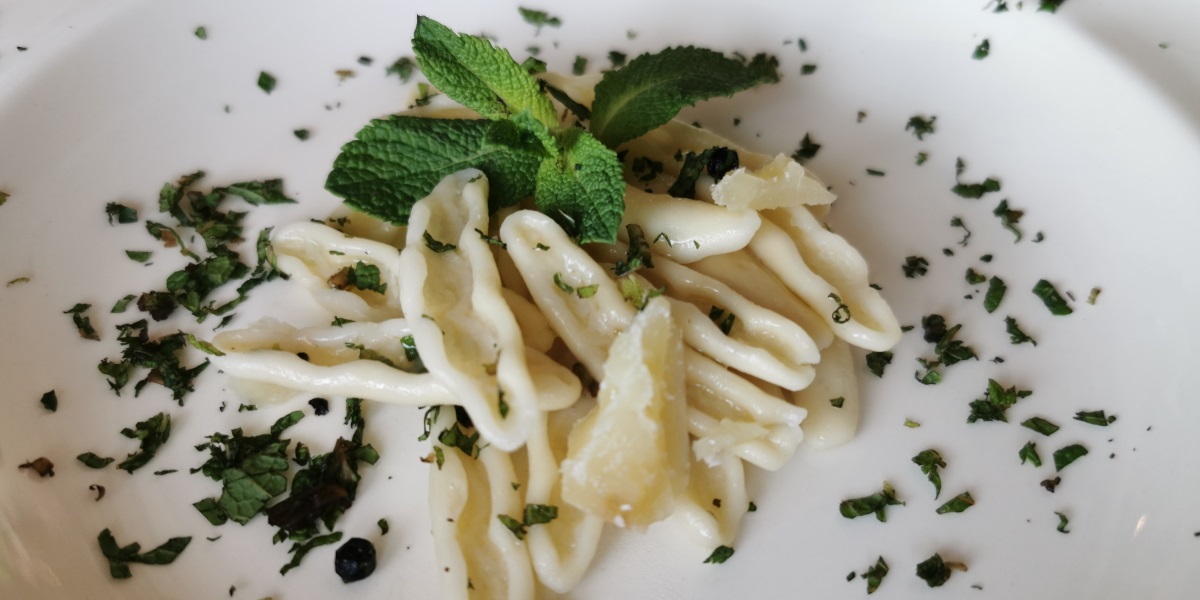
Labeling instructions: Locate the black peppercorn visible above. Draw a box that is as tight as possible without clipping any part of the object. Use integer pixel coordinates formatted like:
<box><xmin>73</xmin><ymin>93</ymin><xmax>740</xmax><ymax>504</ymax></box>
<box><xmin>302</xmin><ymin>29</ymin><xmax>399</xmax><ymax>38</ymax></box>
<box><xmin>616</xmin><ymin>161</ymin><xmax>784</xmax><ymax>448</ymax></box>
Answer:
<box><xmin>334</xmin><ymin>537</ymin><xmax>376</xmax><ymax>583</ymax></box>
<box><xmin>308</xmin><ymin>398</ymin><xmax>329</xmax><ymax>416</ymax></box>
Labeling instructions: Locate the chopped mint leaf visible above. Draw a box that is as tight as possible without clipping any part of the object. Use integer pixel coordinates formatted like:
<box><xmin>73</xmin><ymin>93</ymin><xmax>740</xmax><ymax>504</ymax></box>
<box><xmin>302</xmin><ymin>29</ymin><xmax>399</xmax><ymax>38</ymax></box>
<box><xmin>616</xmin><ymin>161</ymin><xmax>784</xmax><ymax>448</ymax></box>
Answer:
<box><xmin>830</xmin><ymin>397</ymin><xmax>845</xmax><ymax>408</ymax></box>
<box><xmin>967</xmin><ymin>379</ymin><xmax>1031</xmax><ymax>423</ymax></box>
<box><xmin>105</xmin><ymin>202</ymin><xmax>138</xmax><ymax>224</ymax></box>
<box><xmin>520</xmin><ymin>55</ymin><xmax>547</xmax><ymax>74</ymax></box>
<box><xmin>572</xmin><ymin>55</ymin><xmax>588</xmax><ymax>75</ymax></box>
<box><xmin>413</xmin><ymin>16</ymin><xmax>556</xmax><ymax>126</ymax></box>
<box><xmin>1087</xmin><ymin>287</ymin><xmax>1101</xmax><ymax>305</ymax></box>
<box><xmin>40</xmin><ymin>390</ymin><xmax>58</xmax><ymax>412</ymax></box>
<box><xmin>866</xmin><ymin>168</ymin><xmax>885</xmax><ymax>177</ymax></box>
<box><xmin>422</xmin><ymin>231</ymin><xmax>457</xmax><ymax>253</ymax></box>
<box><xmin>125</xmin><ymin>250</ymin><xmax>152</xmax><ymax>263</ymax></box>
<box><xmin>1004</xmin><ymin>316</ymin><xmax>1036</xmax><ymax>345</ymax></box>
<box><xmin>1033</xmin><ymin>279</ymin><xmax>1073</xmax><ymax>315</ymax></box>
<box><xmin>951</xmin><ymin>157</ymin><xmax>1001</xmax><ymax>199</ymax></box>
<box><xmin>117</xmin><ymin>412</ymin><xmax>171</xmax><ymax>473</ymax></box>
<box><xmin>77</xmin><ymin>452</ymin><xmax>115</xmax><ymax>469</ymax></box>
<box><xmin>498</xmin><ymin>514</ymin><xmax>527</xmax><ymax>540</ymax></box>
<box><xmin>97</xmin><ymin>528</ymin><xmax>191</xmax><ymax>580</ymax></box>
<box><xmin>1021</xmin><ymin>417</ymin><xmax>1060</xmax><ymax>436</ymax></box>
<box><xmin>64</xmin><ymin>303</ymin><xmax>100</xmax><ymax>341</ymax></box>
<box><xmin>1053</xmin><ymin>443</ymin><xmax>1088</xmax><ymax>471</ymax></box>
<box><xmin>257</xmin><ymin>71</ymin><xmax>277</xmax><ymax>94</ymax></box>
<box><xmin>553</xmin><ymin>272</ymin><xmax>574</xmax><ymax>294</ymax></box>
<box><xmin>517</xmin><ymin>7</ymin><xmax>562</xmax><ymax>32</ymax></box>
<box><xmin>800</xmin><ymin>63</ymin><xmax>817</xmax><ymax>75</ymax></box>
<box><xmin>439</xmin><ymin>423</ymin><xmax>481</xmax><ymax>458</ymax></box>
<box><xmin>194</xmin><ymin>26</ymin><xmax>207</xmax><ymax>40</ymax></box>
<box><xmin>993</xmin><ymin>199</ymin><xmax>1024</xmax><ymax>241</ymax></box>
<box><xmin>709</xmin><ymin>306</ymin><xmax>736</xmax><ymax>335</ymax></box>
<box><xmin>983</xmin><ymin>276</ymin><xmax>1006</xmax><ymax>313</ymax></box>
<box><xmin>523</xmin><ymin>503</ymin><xmax>558</xmax><ymax>526</ymax></box>
<box><xmin>589</xmin><ymin>47</ymin><xmax>780</xmax><ymax>148</ymax></box>
<box><xmin>0</xmin><ymin>191</ymin><xmax>7</xmax><ymax>206</ymax></box>
<box><xmin>111</xmin><ymin>294</ymin><xmax>136</xmax><ymax>313</ymax></box>
<box><xmin>1055</xmin><ymin>511</ymin><xmax>1070</xmax><ymax>533</ymax></box>
<box><xmin>904</xmin><ymin>418</ymin><xmax>921</xmax><ymax>428</ymax></box>
<box><xmin>912</xmin><ymin>449</ymin><xmax>945</xmax><ymax>498</ymax></box>
<box><xmin>19</xmin><ymin>457</ymin><xmax>55</xmax><ymax>477</ymax></box>
<box><xmin>607</xmin><ymin>51</ymin><xmax>627</xmax><ymax>68</ymax></box>
<box><xmin>839</xmin><ymin>482</ymin><xmax>904</xmax><ymax>522</ymax></box>
<box><xmin>915</xmin><ymin>553</ymin><xmax>952</xmax><ymax>587</ymax></box>
<box><xmin>386</xmin><ymin>57</ymin><xmax>415</xmax><ymax>82</ymax></box>
<box><xmin>965</xmin><ymin>268</ymin><xmax>986</xmax><ymax>285</ymax></box>
<box><xmin>378</xmin><ymin>518</ymin><xmax>389</xmax><ymax>535</ymax></box>
<box><xmin>905</xmin><ymin>115</ymin><xmax>936</xmax><ymax>140</ymax></box>
<box><xmin>614</xmin><ymin>224</ymin><xmax>654</xmax><ymax>276</ymax></box>
<box><xmin>861</xmin><ymin>556</ymin><xmax>889</xmax><ymax>594</ymax></box>
<box><xmin>792</xmin><ymin>133</ymin><xmax>821</xmax><ymax>164</ymax></box>
<box><xmin>330</xmin><ymin>261</ymin><xmax>387</xmax><ymax>294</ymax></box>
<box><xmin>865</xmin><ymin>351</ymin><xmax>893</xmax><ymax>378</ymax></box>
<box><xmin>215</xmin><ymin>178</ymin><xmax>296</xmax><ymax>205</ymax></box>
<box><xmin>902</xmin><ymin>256</ymin><xmax>929</xmax><ymax>278</ymax></box>
<box><xmin>936</xmin><ymin>492</ymin><xmax>975</xmax><ymax>514</ymax></box>
<box><xmin>973</xmin><ymin>39</ymin><xmax>990</xmax><ymax>59</ymax></box>
<box><xmin>916</xmin><ymin>151</ymin><xmax>929</xmax><ymax>165</ymax></box>
<box><xmin>1039</xmin><ymin>0</ymin><xmax>1067</xmax><ymax>13</ymax></box>
<box><xmin>631</xmin><ymin>156</ymin><xmax>665</xmax><ymax>182</ymax></box>
<box><xmin>950</xmin><ymin>216</ymin><xmax>971</xmax><ymax>246</ymax></box>
<box><xmin>7</xmin><ymin>276</ymin><xmax>30</xmax><ymax>287</ymax></box>
<box><xmin>704</xmin><ymin>545</ymin><xmax>735</xmax><ymax>564</ymax></box>
<box><xmin>828</xmin><ymin>293</ymin><xmax>851</xmax><ymax>324</ymax></box>
<box><xmin>1074</xmin><ymin>410</ymin><xmax>1116</xmax><ymax>426</ymax></box>
<box><xmin>280</xmin><ymin>532</ymin><xmax>342</xmax><ymax>576</ymax></box>
<box><xmin>293</xmin><ymin>129</ymin><xmax>310</xmax><ymax>141</ymax></box>
<box><xmin>1019</xmin><ymin>441</ymin><xmax>1042</xmax><ymax>466</ymax></box>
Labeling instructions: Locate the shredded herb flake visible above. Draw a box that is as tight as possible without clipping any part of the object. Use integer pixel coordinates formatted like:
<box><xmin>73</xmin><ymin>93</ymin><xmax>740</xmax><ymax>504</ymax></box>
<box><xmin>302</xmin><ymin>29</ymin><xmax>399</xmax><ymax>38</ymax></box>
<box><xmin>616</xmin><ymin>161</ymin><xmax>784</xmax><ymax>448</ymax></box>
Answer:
<box><xmin>983</xmin><ymin>276</ymin><xmax>1006</xmax><ymax>313</ymax></box>
<box><xmin>861</xmin><ymin>556</ymin><xmax>889</xmax><ymax>594</ymax></box>
<box><xmin>1074</xmin><ymin>410</ymin><xmax>1116</xmax><ymax>426</ymax></box>
<box><xmin>905</xmin><ymin>115</ymin><xmax>936</xmax><ymax>140</ymax></box>
<box><xmin>1021</xmin><ymin>417</ymin><xmax>1060</xmax><ymax>436</ymax></box>
<box><xmin>1019</xmin><ymin>441</ymin><xmax>1042</xmax><ymax>466</ymax></box>
<box><xmin>704</xmin><ymin>545</ymin><xmax>735</xmax><ymax>564</ymax></box>
<box><xmin>839</xmin><ymin>482</ymin><xmax>904</xmax><ymax>522</ymax></box>
<box><xmin>1004</xmin><ymin>316</ymin><xmax>1037</xmax><ymax>346</ymax></box>
<box><xmin>1053</xmin><ymin>443</ymin><xmax>1088</xmax><ymax>471</ymax></box>
<box><xmin>912</xmin><ymin>449</ymin><xmax>946</xmax><ymax>499</ymax></box>
<box><xmin>865</xmin><ymin>351</ymin><xmax>893</xmax><ymax>378</ymax></box>
<box><xmin>1033</xmin><ymin>279</ymin><xmax>1073</xmax><ymax>315</ymax></box>
<box><xmin>936</xmin><ymin>492</ymin><xmax>975</xmax><ymax>514</ymax></box>
<box><xmin>902</xmin><ymin>256</ymin><xmax>929</xmax><ymax>278</ymax></box>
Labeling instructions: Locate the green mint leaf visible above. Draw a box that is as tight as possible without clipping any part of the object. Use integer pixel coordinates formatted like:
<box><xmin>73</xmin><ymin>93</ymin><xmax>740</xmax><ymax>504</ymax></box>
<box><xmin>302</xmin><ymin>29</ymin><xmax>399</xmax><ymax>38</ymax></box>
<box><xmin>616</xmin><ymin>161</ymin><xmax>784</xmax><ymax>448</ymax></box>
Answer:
<box><xmin>77</xmin><ymin>452</ymin><xmax>115</xmax><ymax>469</ymax></box>
<box><xmin>518</xmin><ymin>7</ymin><xmax>561</xmax><ymax>32</ymax></box>
<box><xmin>412</xmin><ymin>16</ymin><xmax>556</xmax><ymax>127</ymax></box>
<box><xmin>64</xmin><ymin>303</ymin><xmax>101</xmax><ymax>341</ymax></box>
<box><xmin>533</xmin><ymin>128</ymin><xmax>625</xmax><ymax>243</ymax></box>
<box><xmin>118</xmin><ymin>412</ymin><xmax>171</xmax><ymax>473</ymax></box>
<box><xmin>839</xmin><ymin>482</ymin><xmax>904</xmax><ymax>522</ymax></box>
<box><xmin>951</xmin><ymin>157</ymin><xmax>1001</xmax><ymax>199</ymax></box>
<box><xmin>915</xmin><ymin>553</ymin><xmax>952</xmax><ymax>587</ymax></box>
<box><xmin>1074</xmin><ymin>410</ymin><xmax>1116</xmax><ymax>426</ymax></box>
<box><xmin>792</xmin><ymin>133</ymin><xmax>821</xmax><ymax>164</ymax></box>
<box><xmin>704</xmin><ymin>545</ymin><xmax>735</xmax><ymax>564</ymax></box>
<box><xmin>865</xmin><ymin>351</ymin><xmax>893</xmax><ymax>378</ymax></box>
<box><xmin>215</xmin><ymin>179</ymin><xmax>296</xmax><ymax>205</ymax></box>
<box><xmin>1053</xmin><ymin>443</ymin><xmax>1088</xmax><ymax>471</ymax></box>
<box><xmin>1019</xmin><ymin>441</ymin><xmax>1042</xmax><ymax>466</ymax></box>
<box><xmin>973</xmin><ymin>39</ymin><xmax>990</xmax><ymax>60</ymax></box>
<box><xmin>423</xmin><ymin>231</ymin><xmax>457</xmax><ymax>253</ymax></box>
<box><xmin>911</xmin><ymin>449</ymin><xmax>945</xmax><ymax>499</ymax></box>
<box><xmin>1033</xmin><ymin>279</ymin><xmax>1073</xmax><ymax>315</ymax></box>
<box><xmin>326</xmin><ymin>116</ymin><xmax>543</xmax><ymax>224</ymax></box>
<box><xmin>497</xmin><ymin>514</ymin><xmax>527</xmax><ymax>540</ymax></box>
<box><xmin>280</xmin><ymin>532</ymin><xmax>342</xmax><ymax>576</ymax></box>
<box><xmin>1039</xmin><ymin>0</ymin><xmax>1067</xmax><ymax>13</ymax></box>
<box><xmin>861</xmin><ymin>556</ymin><xmax>889</xmax><ymax>594</ymax></box>
<box><xmin>105</xmin><ymin>202</ymin><xmax>138</xmax><ymax>224</ymax></box>
<box><xmin>983</xmin><ymin>276</ymin><xmax>1006</xmax><ymax>313</ymax></box>
<box><xmin>386</xmin><ymin>57</ymin><xmax>415</xmax><ymax>82</ymax></box>
<box><xmin>1004</xmin><ymin>316</ymin><xmax>1037</xmax><ymax>346</ymax></box>
<box><xmin>572</xmin><ymin>55</ymin><xmax>588</xmax><ymax>75</ymax></box>
<box><xmin>1055</xmin><ymin>511</ymin><xmax>1070</xmax><ymax>533</ymax></box>
<box><xmin>935</xmin><ymin>491</ymin><xmax>975</xmax><ymax>514</ymax></box>
<box><xmin>194</xmin><ymin>26</ymin><xmax>207</xmax><ymax>40</ymax></box>
<box><xmin>905</xmin><ymin>115</ymin><xmax>936</xmax><ymax>140</ymax></box>
<box><xmin>523</xmin><ymin>503</ymin><xmax>558</xmax><ymax>526</ymax></box>
<box><xmin>830</xmin><ymin>397</ymin><xmax>845</xmax><ymax>408</ymax></box>
<box><xmin>257</xmin><ymin>71</ymin><xmax>276</xmax><ymax>94</ymax></box>
<box><xmin>589</xmin><ymin>47</ymin><xmax>780</xmax><ymax>148</ymax></box>
<box><xmin>1021</xmin><ymin>417</ymin><xmax>1060</xmax><ymax>436</ymax></box>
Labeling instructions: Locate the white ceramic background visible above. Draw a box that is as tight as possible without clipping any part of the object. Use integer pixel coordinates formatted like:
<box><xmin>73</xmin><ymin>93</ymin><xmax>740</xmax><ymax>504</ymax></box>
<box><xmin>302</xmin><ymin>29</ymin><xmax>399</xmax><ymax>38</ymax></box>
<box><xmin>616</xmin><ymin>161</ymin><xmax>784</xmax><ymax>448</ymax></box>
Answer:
<box><xmin>1</xmin><ymin>1</ymin><xmax>1198</xmax><ymax>598</ymax></box>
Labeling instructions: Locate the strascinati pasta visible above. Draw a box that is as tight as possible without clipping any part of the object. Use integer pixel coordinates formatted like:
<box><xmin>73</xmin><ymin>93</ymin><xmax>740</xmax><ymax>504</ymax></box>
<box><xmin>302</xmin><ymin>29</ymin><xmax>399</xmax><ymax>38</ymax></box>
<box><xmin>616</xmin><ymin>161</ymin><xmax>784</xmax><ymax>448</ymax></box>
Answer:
<box><xmin>211</xmin><ymin>76</ymin><xmax>899</xmax><ymax>598</ymax></box>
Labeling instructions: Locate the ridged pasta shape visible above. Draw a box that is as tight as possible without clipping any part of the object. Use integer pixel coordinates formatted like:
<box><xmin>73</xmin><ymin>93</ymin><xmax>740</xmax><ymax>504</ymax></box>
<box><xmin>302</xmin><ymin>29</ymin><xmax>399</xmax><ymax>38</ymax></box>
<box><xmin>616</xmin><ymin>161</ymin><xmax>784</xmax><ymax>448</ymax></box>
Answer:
<box><xmin>670</xmin><ymin>450</ymin><xmax>748</xmax><ymax>549</ymax></box>
<box><xmin>619</xmin><ymin>186</ymin><xmax>761</xmax><ymax>264</ymax></box>
<box><xmin>400</xmin><ymin>171</ymin><xmax>542</xmax><ymax>451</ymax></box>
<box><xmin>789</xmin><ymin>338</ymin><xmax>860</xmax><ymax>450</ymax></box>
<box><xmin>749</xmin><ymin>207</ymin><xmax>901</xmax><ymax>351</ymax></box>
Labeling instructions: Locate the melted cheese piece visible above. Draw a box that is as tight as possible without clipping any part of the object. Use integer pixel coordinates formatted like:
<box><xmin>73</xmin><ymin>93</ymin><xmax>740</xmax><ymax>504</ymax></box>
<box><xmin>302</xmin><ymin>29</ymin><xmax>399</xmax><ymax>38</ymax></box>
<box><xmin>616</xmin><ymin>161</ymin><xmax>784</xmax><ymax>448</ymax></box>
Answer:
<box><xmin>429</xmin><ymin>408</ymin><xmax>535</xmax><ymax>600</ymax></box>
<box><xmin>559</xmin><ymin>297</ymin><xmax>689</xmax><ymax>529</ymax></box>
<box><xmin>271</xmin><ymin>221</ymin><xmax>405</xmax><ymax>322</ymax></box>
<box><xmin>400</xmin><ymin>171</ymin><xmax>541</xmax><ymax>451</ymax></box>
<box><xmin>711</xmin><ymin>153</ymin><xmax>836</xmax><ymax>210</ymax></box>
<box><xmin>749</xmin><ymin>210</ymin><xmax>901</xmax><ymax>351</ymax></box>
<box><xmin>790</xmin><ymin>338</ymin><xmax>860</xmax><ymax>450</ymax></box>
<box><xmin>619</xmin><ymin>186</ymin><xmax>761</xmax><ymax>264</ymax></box>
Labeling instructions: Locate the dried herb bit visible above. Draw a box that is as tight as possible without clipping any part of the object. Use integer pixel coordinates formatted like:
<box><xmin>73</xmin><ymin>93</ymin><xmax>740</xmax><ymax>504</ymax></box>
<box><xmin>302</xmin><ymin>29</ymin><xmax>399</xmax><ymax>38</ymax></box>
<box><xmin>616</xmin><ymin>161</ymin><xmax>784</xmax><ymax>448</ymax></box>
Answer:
<box><xmin>1074</xmin><ymin>410</ymin><xmax>1117</xmax><ymax>426</ymax></box>
<box><xmin>864</xmin><ymin>168</ymin><xmax>885</xmax><ymax>177</ymax></box>
<box><xmin>281</xmin><ymin>532</ymin><xmax>343</xmax><ymax>576</ymax></box>
<box><xmin>905</xmin><ymin>115</ymin><xmax>936</xmax><ymax>140</ymax></box>
<box><xmin>90</xmin><ymin>484</ymin><xmax>106</xmax><ymax>501</ymax></box>
<box><xmin>967</xmin><ymin>379</ymin><xmax>1032</xmax><ymax>424</ymax></box>
<box><xmin>912</xmin><ymin>449</ymin><xmax>946</xmax><ymax>499</ymax></box>
<box><xmin>524</xmin><ymin>503</ymin><xmax>559</xmax><ymax>526</ymax></box>
<box><xmin>860</xmin><ymin>556</ymin><xmax>889</xmax><ymax>594</ymax></box>
<box><xmin>1033</xmin><ymin>279</ymin><xmax>1073</xmax><ymax>315</ymax></box>
<box><xmin>1039</xmin><ymin>0</ymin><xmax>1067</xmax><ymax>13</ymax></box>
<box><xmin>902</xmin><ymin>256</ymin><xmax>929</xmax><ymax>278</ymax></box>
<box><xmin>19</xmin><ymin>457</ymin><xmax>55</xmax><ymax>477</ymax></box>
<box><xmin>118</xmin><ymin>412</ymin><xmax>172</xmax><ymax>473</ymax></box>
<box><xmin>77</xmin><ymin>452</ymin><xmax>116</xmax><ymax>469</ymax></box>
<box><xmin>865</xmin><ymin>351</ymin><xmax>893</xmax><ymax>378</ymax></box>
<box><xmin>1019</xmin><ymin>442</ymin><xmax>1042</xmax><ymax>466</ymax></box>
<box><xmin>904</xmin><ymin>418</ymin><xmax>921</xmax><ymax>428</ymax></box>
<box><xmin>293</xmin><ymin>129</ymin><xmax>311</xmax><ymax>141</ymax></box>
<box><xmin>422</xmin><ymin>231</ymin><xmax>457</xmax><ymax>253</ymax></box>
<box><xmin>708</xmin><ymin>306</ymin><xmax>737</xmax><ymax>335</ymax></box>
<box><xmin>916</xmin><ymin>151</ymin><xmax>929</xmax><ymax>166</ymax></box>
<box><xmin>1087</xmin><ymin>287</ymin><xmax>1101</xmax><ymax>305</ymax></box>
<box><xmin>965</xmin><ymin>268</ymin><xmax>986</xmax><ymax>285</ymax></box>
<box><xmin>192</xmin><ymin>412</ymin><xmax>304</xmax><ymax>525</ymax></box>
<box><xmin>106</xmin><ymin>202</ymin><xmax>139</xmax><ymax>224</ymax></box>
<box><xmin>915</xmin><ymin>553</ymin><xmax>952</xmax><ymax>587</ymax></box>
<box><xmin>828</xmin><ymin>293</ymin><xmax>851</xmax><ymax>323</ymax></box>
<box><xmin>993</xmin><ymin>199</ymin><xmax>1025</xmax><ymax>242</ymax></box>
<box><xmin>1053</xmin><ymin>443</ymin><xmax>1089</xmax><ymax>471</ymax></box>
<box><xmin>6</xmin><ymin>276</ymin><xmax>31</xmax><ymax>287</ymax></box>
<box><xmin>839</xmin><ymin>482</ymin><xmax>904</xmax><ymax>522</ymax></box>
<box><xmin>572</xmin><ymin>55</ymin><xmax>588</xmax><ymax>75</ymax></box>
<box><xmin>800</xmin><ymin>64</ymin><xmax>817</xmax><ymax>75</ymax></box>
<box><xmin>973</xmin><ymin>39</ymin><xmax>990</xmax><ymax>60</ymax></box>
<box><xmin>64</xmin><ymin>303</ymin><xmax>101</xmax><ymax>341</ymax></box>
<box><xmin>332</xmin><ymin>261</ymin><xmax>388</xmax><ymax>294</ymax></box>
<box><xmin>607</xmin><ymin>50</ymin><xmax>627</xmax><ymax>68</ymax></box>
<box><xmin>386</xmin><ymin>56</ymin><xmax>415</xmax><ymax>82</ymax></box>
<box><xmin>704</xmin><ymin>545</ymin><xmax>735</xmax><ymax>564</ymax></box>
<box><xmin>498</xmin><ymin>514</ymin><xmax>527</xmax><ymax>540</ymax></box>
<box><xmin>614</xmin><ymin>224</ymin><xmax>654</xmax><ymax>276</ymax></box>
<box><xmin>1004</xmin><ymin>316</ymin><xmax>1037</xmax><ymax>346</ymax></box>
<box><xmin>1055</xmin><ymin>512</ymin><xmax>1070</xmax><ymax>533</ymax></box>
<box><xmin>666</xmin><ymin>147</ymin><xmax>735</xmax><ymax>199</ymax></box>
<box><xmin>39</xmin><ymin>390</ymin><xmax>58</xmax><ymax>412</ymax></box>
<box><xmin>333</xmin><ymin>536</ymin><xmax>376</xmax><ymax>582</ymax></box>
<box><xmin>377</xmin><ymin>518</ymin><xmax>389</xmax><ymax>535</ymax></box>
<box><xmin>98</xmin><ymin>320</ymin><xmax>210</xmax><ymax>402</ymax></box>
<box><xmin>1041</xmin><ymin>476</ymin><xmax>1061</xmax><ymax>492</ymax></box>
<box><xmin>194</xmin><ymin>26</ymin><xmax>207</xmax><ymax>40</ymax></box>
<box><xmin>791</xmin><ymin>133</ymin><xmax>823</xmax><ymax>165</ymax></box>
<box><xmin>257</xmin><ymin>71</ymin><xmax>277</xmax><ymax>94</ymax></box>
<box><xmin>982</xmin><ymin>276</ymin><xmax>1007</xmax><ymax>314</ymax></box>
<box><xmin>112</xmin><ymin>294</ymin><xmax>136</xmax><ymax>313</ymax></box>
<box><xmin>951</xmin><ymin>217</ymin><xmax>971</xmax><ymax>246</ymax></box>
<box><xmin>97</xmin><ymin>528</ymin><xmax>191</xmax><ymax>579</ymax></box>
<box><xmin>0</xmin><ymin>191</ymin><xmax>8</xmax><ymax>206</ymax></box>
<box><xmin>830</xmin><ymin>396</ymin><xmax>845</xmax><ymax>408</ymax></box>
<box><xmin>951</xmin><ymin>157</ymin><xmax>1001</xmax><ymax>199</ymax></box>
<box><xmin>518</xmin><ymin>7</ymin><xmax>562</xmax><ymax>32</ymax></box>
<box><xmin>1021</xmin><ymin>417</ymin><xmax>1060</xmax><ymax>436</ymax></box>
<box><xmin>936</xmin><ymin>492</ymin><xmax>975</xmax><ymax>514</ymax></box>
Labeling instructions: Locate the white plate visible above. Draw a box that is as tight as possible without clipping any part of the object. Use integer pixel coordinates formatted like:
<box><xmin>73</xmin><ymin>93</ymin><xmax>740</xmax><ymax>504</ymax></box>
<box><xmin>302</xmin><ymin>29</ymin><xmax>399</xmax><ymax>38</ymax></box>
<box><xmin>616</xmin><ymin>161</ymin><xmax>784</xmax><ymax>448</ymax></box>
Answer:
<box><xmin>3</xmin><ymin>1</ymin><xmax>1199</xmax><ymax>598</ymax></box>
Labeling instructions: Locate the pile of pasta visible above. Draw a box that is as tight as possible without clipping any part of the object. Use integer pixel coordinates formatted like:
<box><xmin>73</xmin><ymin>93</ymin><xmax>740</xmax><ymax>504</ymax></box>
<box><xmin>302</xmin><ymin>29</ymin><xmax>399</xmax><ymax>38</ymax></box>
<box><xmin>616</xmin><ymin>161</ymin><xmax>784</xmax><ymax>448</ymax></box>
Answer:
<box><xmin>211</xmin><ymin>75</ymin><xmax>900</xmax><ymax>599</ymax></box>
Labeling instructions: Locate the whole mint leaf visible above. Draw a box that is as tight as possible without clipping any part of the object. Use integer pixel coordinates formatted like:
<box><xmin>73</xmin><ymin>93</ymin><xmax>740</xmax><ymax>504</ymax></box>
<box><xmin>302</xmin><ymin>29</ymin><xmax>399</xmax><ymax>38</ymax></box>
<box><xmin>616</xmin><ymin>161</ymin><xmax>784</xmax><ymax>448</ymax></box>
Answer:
<box><xmin>590</xmin><ymin>48</ymin><xmax>779</xmax><ymax>148</ymax></box>
<box><xmin>534</xmin><ymin>128</ymin><xmax>625</xmax><ymax>244</ymax></box>
<box><xmin>326</xmin><ymin>116</ymin><xmax>544</xmax><ymax>224</ymax></box>
<box><xmin>412</xmin><ymin>16</ymin><xmax>557</xmax><ymax>127</ymax></box>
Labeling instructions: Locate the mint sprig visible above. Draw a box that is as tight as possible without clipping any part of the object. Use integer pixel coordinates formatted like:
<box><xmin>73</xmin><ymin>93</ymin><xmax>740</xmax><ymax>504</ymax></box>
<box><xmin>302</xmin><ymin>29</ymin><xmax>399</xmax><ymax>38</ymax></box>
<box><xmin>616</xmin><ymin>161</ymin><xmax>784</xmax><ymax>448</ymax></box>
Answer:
<box><xmin>325</xmin><ymin>17</ymin><xmax>780</xmax><ymax>245</ymax></box>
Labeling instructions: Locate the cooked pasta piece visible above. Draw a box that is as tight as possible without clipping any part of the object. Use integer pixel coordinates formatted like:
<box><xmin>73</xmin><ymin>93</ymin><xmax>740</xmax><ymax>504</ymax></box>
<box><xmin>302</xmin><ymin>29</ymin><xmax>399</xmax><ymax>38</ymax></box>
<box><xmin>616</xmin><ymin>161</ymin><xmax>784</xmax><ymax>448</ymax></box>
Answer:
<box><xmin>619</xmin><ymin>186</ymin><xmax>761</xmax><ymax>264</ymax></box>
<box><xmin>670</xmin><ymin>451</ymin><xmax>748</xmax><ymax>549</ymax></box>
<box><xmin>401</xmin><ymin>171</ymin><xmax>542</xmax><ymax>451</ymax></box>
<box><xmin>789</xmin><ymin>338</ymin><xmax>860</xmax><ymax>450</ymax></box>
